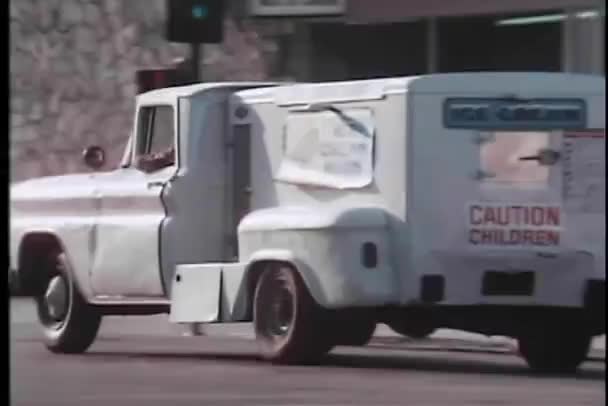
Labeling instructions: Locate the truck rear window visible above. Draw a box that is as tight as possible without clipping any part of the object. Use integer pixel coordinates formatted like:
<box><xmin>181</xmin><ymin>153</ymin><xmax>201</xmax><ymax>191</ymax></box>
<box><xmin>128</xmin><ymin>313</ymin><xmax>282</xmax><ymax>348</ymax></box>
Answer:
<box><xmin>479</xmin><ymin>131</ymin><xmax>550</xmax><ymax>185</ymax></box>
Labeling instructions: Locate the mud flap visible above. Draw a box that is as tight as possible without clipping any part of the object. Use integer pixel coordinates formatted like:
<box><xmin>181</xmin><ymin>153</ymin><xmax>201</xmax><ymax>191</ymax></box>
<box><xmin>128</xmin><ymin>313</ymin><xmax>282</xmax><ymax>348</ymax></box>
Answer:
<box><xmin>169</xmin><ymin>264</ymin><xmax>222</xmax><ymax>323</ymax></box>
<box><xmin>219</xmin><ymin>263</ymin><xmax>249</xmax><ymax>322</ymax></box>
<box><xmin>169</xmin><ymin>263</ymin><xmax>250</xmax><ymax>324</ymax></box>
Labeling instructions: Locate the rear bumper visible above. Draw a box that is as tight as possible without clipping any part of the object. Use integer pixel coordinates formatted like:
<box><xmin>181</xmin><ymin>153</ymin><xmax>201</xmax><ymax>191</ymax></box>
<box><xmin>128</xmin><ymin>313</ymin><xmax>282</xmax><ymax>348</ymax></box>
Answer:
<box><xmin>413</xmin><ymin>250</ymin><xmax>600</xmax><ymax>308</ymax></box>
<box><xmin>406</xmin><ymin>277</ymin><xmax>606</xmax><ymax>336</ymax></box>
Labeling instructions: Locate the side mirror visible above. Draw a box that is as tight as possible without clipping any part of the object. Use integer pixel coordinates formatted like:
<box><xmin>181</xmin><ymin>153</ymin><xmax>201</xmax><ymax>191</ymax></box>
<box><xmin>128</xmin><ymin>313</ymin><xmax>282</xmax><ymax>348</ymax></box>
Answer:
<box><xmin>82</xmin><ymin>146</ymin><xmax>106</xmax><ymax>170</ymax></box>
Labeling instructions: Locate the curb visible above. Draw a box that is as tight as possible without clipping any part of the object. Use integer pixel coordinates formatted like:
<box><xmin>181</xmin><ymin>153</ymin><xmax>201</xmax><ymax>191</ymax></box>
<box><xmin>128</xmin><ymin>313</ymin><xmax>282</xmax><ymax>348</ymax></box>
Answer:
<box><xmin>369</xmin><ymin>337</ymin><xmax>605</xmax><ymax>362</ymax></box>
<box><xmin>372</xmin><ymin>327</ymin><xmax>605</xmax><ymax>361</ymax></box>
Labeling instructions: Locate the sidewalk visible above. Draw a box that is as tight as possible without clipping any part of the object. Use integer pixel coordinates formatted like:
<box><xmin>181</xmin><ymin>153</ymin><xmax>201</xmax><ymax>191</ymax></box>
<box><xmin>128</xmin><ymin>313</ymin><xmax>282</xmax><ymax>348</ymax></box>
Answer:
<box><xmin>376</xmin><ymin>325</ymin><xmax>606</xmax><ymax>350</ymax></box>
<box><xmin>373</xmin><ymin>325</ymin><xmax>606</xmax><ymax>360</ymax></box>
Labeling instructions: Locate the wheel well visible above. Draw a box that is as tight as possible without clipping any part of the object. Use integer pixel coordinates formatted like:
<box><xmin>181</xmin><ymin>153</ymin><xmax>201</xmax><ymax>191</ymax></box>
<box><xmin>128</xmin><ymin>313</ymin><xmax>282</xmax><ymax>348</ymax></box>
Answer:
<box><xmin>18</xmin><ymin>233</ymin><xmax>63</xmax><ymax>296</ymax></box>
<box><xmin>245</xmin><ymin>260</ymin><xmax>292</xmax><ymax>321</ymax></box>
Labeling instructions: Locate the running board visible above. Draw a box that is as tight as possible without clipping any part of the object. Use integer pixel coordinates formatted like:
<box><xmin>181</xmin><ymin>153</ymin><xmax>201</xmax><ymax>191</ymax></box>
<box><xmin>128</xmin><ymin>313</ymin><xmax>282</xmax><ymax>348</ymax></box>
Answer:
<box><xmin>90</xmin><ymin>296</ymin><xmax>171</xmax><ymax>315</ymax></box>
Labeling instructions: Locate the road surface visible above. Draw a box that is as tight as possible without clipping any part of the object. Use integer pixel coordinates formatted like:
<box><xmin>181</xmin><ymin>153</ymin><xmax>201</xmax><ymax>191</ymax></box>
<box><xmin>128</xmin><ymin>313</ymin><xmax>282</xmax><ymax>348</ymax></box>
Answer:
<box><xmin>10</xmin><ymin>298</ymin><xmax>605</xmax><ymax>406</ymax></box>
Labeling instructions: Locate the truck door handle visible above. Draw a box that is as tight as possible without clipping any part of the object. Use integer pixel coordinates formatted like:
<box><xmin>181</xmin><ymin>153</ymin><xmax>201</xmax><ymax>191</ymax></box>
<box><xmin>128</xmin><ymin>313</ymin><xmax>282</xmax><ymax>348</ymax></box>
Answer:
<box><xmin>147</xmin><ymin>181</ymin><xmax>165</xmax><ymax>189</ymax></box>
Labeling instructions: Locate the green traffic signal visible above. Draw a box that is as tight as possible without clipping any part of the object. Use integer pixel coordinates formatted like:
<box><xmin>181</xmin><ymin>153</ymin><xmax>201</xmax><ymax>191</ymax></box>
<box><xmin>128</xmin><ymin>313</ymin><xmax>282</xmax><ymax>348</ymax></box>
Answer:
<box><xmin>166</xmin><ymin>0</ymin><xmax>223</xmax><ymax>43</ymax></box>
<box><xmin>192</xmin><ymin>4</ymin><xmax>208</xmax><ymax>19</ymax></box>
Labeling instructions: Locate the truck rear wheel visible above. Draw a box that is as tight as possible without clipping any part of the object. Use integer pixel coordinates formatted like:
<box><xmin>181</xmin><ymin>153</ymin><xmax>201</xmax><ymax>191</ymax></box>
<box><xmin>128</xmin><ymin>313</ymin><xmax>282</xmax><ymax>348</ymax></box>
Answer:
<box><xmin>36</xmin><ymin>253</ymin><xmax>101</xmax><ymax>354</ymax></box>
<box><xmin>517</xmin><ymin>327</ymin><xmax>591</xmax><ymax>374</ymax></box>
<box><xmin>253</xmin><ymin>264</ymin><xmax>333</xmax><ymax>364</ymax></box>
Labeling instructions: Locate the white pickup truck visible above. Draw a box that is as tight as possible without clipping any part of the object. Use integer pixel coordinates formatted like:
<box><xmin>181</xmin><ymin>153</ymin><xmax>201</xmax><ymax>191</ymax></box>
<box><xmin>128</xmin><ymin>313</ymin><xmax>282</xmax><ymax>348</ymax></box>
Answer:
<box><xmin>10</xmin><ymin>73</ymin><xmax>605</xmax><ymax>373</ymax></box>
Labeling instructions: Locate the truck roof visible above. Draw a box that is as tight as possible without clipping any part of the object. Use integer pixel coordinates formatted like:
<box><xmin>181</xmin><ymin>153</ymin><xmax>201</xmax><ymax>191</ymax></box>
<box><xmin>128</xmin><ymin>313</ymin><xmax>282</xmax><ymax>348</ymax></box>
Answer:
<box><xmin>235</xmin><ymin>72</ymin><xmax>604</xmax><ymax>106</ymax></box>
<box><xmin>137</xmin><ymin>81</ymin><xmax>282</xmax><ymax>105</ymax></box>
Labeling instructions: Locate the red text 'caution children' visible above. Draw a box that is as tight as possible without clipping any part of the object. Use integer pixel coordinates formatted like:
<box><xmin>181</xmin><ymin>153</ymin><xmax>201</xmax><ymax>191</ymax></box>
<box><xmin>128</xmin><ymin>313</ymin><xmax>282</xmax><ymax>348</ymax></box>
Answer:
<box><xmin>468</xmin><ymin>204</ymin><xmax>561</xmax><ymax>247</ymax></box>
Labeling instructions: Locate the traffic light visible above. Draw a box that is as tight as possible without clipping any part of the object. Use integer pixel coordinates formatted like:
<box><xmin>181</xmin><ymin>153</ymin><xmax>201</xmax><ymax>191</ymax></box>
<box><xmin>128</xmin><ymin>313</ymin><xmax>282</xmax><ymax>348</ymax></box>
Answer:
<box><xmin>166</xmin><ymin>0</ymin><xmax>224</xmax><ymax>44</ymax></box>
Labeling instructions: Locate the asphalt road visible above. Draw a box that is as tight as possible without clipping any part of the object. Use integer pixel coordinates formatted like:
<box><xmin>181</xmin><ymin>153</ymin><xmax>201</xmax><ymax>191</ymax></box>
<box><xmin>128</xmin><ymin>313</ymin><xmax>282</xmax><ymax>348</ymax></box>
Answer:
<box><xmin>10</xmin><ymin>298</ymin><xmax>605</xmax><ymax>406</ymax></box>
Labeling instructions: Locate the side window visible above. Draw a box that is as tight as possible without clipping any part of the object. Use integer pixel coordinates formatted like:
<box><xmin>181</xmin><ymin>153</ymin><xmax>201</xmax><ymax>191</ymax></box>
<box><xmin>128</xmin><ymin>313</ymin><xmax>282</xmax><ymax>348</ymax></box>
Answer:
<box><xmin>135</xmin><ymin>105</ymin><xmax>175</xmax><ymax>156</ymax></box>
<box><xmin>136</xmin><ymin>107</ymin><xmax>154</xmax><ymax>156</ymax></box>
<box><xmin>150</xmin><ymin>106</ymin><xmax>175</xmax><ymax>154</ymax></box>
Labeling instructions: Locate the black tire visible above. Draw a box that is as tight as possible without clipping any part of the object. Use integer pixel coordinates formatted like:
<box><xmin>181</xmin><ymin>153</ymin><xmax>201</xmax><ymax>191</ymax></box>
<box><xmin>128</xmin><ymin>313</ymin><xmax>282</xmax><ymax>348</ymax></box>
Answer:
<box><xmin>9</xmin><ymin>269</ymin><xmax>22</xmax><ymax>296</ymax></box>
<box><xmin>517</xmin><ymin>327</ymin><xmax>591</xmax><ymax>374</ymax></box>
<box><xmin>253</xmin><ymin>263</ymin><xmax>333</xmax><ymax>364</ymax></box>
<box><xmin>388</xmin><ymin>321</ymin><xmax>436</xmax><ymax>339</ymax></box>
<box><xmin>35</xmin><ymin>252</ymin><xmax>102</xmax><ymax>354</ymax></box>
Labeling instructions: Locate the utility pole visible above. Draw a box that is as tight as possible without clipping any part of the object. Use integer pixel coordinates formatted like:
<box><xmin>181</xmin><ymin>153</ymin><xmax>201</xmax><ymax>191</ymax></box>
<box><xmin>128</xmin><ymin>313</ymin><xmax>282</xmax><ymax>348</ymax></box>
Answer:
<box><xmin>190</xmin><ymin>43</ymin><xmax>201</xmax><ymax>82</ymax></box>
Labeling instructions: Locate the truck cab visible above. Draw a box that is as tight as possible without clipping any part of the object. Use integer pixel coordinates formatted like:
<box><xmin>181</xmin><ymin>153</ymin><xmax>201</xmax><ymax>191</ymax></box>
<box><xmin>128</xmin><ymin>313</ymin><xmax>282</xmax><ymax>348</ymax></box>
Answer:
<box><xmin>11</xmin><ymin>82</ymin><xmax>277</xmax><ymax>304</ymax></box>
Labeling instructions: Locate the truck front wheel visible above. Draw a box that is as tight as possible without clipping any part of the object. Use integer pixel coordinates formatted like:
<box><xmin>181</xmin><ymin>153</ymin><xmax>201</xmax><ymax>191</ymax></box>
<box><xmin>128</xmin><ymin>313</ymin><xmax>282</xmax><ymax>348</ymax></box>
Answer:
<box><xmin>253</xmin><ymin>264</ymin><xmax>333</xmax><ymax>364</ymax></box>
<box><xmin>36</xmin><ymin>252</ymin><xmax>102</xmax><ymax>354</ymax></box>
<box><xmin>517</xmin><ymin>326</ymin><xmax>591</xmax><ymax>374</ymax></box>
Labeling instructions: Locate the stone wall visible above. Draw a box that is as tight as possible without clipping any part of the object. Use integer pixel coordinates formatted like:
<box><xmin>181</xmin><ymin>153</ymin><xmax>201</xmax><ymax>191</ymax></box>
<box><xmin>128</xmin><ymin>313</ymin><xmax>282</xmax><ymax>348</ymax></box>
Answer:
<box><xmin>10</xmin><ymin>0</ymin><xmax>276</xmax><ymax>182</ymax></box>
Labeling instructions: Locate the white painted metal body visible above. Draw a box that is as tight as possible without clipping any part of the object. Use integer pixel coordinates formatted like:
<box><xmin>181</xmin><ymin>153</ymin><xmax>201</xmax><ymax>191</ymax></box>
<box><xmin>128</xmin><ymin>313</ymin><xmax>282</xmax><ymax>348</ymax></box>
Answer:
<box><xmin>231</xmin><ymin>73</ymin><xmax>605</xmax><ymax>314</ymax></box>
<box><xmin>9</xmin><ymin>74</ymin><xmax>605</xmax><ymax>327</ymax></box>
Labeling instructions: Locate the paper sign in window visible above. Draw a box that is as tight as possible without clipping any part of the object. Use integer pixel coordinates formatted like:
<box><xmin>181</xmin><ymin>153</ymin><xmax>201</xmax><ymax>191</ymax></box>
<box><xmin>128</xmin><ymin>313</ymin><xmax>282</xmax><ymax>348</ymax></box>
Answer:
<box><xmin>562</xmin><ymin>130</ymin><xmax>605</xmax><ymax>213</ymax></box>
<box><xmin>275</xmin><ymin>108</ymin><xmax>375</xmax><ymax>189</ymax></box>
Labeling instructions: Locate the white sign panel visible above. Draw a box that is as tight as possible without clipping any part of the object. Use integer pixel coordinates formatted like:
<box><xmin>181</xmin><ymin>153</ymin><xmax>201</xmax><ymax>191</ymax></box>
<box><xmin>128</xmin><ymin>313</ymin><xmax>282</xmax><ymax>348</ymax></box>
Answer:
<box><xmin>562</xmin><ymin>130</ymin><xmax>605</xmax><ymax>213</ymax></box>
<box><xmin>249</xmin><ymin>0</ymin><xmax>346</xmax><ymax>16</ymax></box>
<box><xmin>275</xmin><ymin>108</ymin><xmax>375</xmax><ymax>189</ymax></box>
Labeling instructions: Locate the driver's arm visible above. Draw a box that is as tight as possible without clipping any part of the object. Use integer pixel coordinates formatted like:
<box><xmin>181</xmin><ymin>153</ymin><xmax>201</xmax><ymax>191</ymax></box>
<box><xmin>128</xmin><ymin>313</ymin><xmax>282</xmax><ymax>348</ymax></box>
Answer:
<box><xmin>135</xmin><ymin>147</ymin><xmax>176</xmax><ymax>173</ymax></box>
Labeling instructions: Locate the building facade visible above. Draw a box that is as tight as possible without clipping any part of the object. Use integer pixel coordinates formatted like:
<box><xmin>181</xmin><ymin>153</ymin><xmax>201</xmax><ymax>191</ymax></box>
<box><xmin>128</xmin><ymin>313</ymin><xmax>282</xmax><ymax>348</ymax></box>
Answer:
<box><xmin>266</xmin><ymin>0</ymin><xmax>605</xmax><ymax>80</ymax></box>
<box><xmin>10</xmin><ymin>0</ymin><xmax>276</xmax><ymax>181</ymax></box>
<box><xmin>10</xmin><ymin>0</ymin><xmax>605</xmax><ymax>181</ymax></box>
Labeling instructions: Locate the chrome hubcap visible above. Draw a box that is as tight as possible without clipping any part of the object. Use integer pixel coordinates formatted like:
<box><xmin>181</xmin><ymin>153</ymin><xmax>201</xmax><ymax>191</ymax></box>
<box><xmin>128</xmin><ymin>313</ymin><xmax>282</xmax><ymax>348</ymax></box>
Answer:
<box><xmin>270</xmin><ymin>288</ymin><xmax>294</xmax><ymax>336</ymax></box>
<box><xmin>44</xmin><ymin>275</ymin><xmax>68</xmax><ymax>322</ymax></box>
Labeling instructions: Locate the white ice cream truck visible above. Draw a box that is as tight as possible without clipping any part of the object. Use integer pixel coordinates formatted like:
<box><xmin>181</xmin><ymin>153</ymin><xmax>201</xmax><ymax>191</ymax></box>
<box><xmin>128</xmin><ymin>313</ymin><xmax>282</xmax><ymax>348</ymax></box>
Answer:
<box><xmin>10</xmin><ymin>73</ymin><xmax>605</xmax><ymax>373</ymax></box>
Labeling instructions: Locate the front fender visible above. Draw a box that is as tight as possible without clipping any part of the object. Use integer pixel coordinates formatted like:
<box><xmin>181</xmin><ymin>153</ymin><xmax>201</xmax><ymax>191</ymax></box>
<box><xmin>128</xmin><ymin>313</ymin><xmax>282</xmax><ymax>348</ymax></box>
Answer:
<box><xmin>12</xmin><ymin>227</ymin><xmax>95</xmax><ymax>300</ymax></box>
<box><xmin>11</xmin><ymin>174</ymin><xmax>99</xmax><ymax>300</ymax></box>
